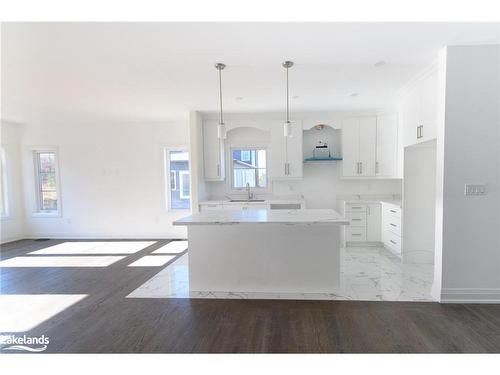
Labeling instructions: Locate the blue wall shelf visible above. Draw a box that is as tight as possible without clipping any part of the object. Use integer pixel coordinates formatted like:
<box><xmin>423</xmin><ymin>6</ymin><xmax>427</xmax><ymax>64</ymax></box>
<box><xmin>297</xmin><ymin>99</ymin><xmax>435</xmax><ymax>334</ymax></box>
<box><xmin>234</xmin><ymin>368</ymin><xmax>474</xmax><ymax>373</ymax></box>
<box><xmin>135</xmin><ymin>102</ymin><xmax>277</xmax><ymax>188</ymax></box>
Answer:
<box><xmin>303</xmin><ymin>156</ymin><xmax>343</xmax><ymax>162</ymax></box>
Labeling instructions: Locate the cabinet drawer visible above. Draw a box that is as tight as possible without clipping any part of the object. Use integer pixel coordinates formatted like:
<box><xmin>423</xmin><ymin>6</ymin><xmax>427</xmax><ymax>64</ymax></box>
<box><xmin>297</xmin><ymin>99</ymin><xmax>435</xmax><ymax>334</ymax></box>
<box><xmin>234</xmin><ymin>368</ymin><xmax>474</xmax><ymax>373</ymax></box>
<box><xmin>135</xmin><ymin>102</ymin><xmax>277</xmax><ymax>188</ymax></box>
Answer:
<box><xmin>200</xmin><ymin>203</ymin><xmax>223</xmax><ymax>211</ymax></box>
<box><xmin>384</xmin><ymin>231</ymin><xmax>402</xmax><ymax>255</ymax></box>
<box><xmin>383</xmin><ymin>205</ymin><xmax>401</xmax><ymax>218</ymax></box>
<box><xmin>384</xmin><ymin>215</ymin><xmax>402</xmax><ymax>236</ymax></box>
<box><xmin>346</xmin><ymin>212</ymin><xmax>366</xmax><ymax>227</ymax></box>
<box><xmin>346</xmin><ymin>203</ymin><xmax>367</xmax><ymax>212</ymax></box>
<box><xmin>346</xmin><ymin>227</ymin><xmax>367</xmax><ymax>242</ymax></box>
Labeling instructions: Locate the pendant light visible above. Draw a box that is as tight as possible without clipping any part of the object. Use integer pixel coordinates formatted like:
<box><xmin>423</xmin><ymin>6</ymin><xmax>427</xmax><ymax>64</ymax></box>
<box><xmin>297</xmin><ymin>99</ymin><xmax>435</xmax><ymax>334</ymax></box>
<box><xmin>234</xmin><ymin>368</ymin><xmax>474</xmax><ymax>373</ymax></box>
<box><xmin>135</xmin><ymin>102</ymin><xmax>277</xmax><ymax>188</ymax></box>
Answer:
<box><xmin>282</xmin><ymin>60</ymin><xmax>294</xmax><ymax>137</ymax></box>
<box><xmin>215</xmin><ymin>63</ymin><xmax>227</xmax><ymax>139</ymax></box>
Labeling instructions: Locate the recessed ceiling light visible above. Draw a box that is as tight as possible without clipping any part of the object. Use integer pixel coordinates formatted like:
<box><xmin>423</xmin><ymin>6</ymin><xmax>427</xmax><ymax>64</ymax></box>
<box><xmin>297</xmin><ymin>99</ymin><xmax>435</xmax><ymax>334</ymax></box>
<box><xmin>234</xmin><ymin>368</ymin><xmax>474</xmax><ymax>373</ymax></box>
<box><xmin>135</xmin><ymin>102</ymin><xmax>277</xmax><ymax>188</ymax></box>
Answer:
<box><xmin>349</xmin><ymin>93</ymin><xmax>359</xmax><ymax>97</ymax></box>
<box><xmin>374</xmin><ymin>60</ymin><xmax>386</xmax><ymax>67</ymax></box>
<box><xmin>235</xmin><ymin>96</ymin><xmax>244</xmax><ymax>101</ymax></box>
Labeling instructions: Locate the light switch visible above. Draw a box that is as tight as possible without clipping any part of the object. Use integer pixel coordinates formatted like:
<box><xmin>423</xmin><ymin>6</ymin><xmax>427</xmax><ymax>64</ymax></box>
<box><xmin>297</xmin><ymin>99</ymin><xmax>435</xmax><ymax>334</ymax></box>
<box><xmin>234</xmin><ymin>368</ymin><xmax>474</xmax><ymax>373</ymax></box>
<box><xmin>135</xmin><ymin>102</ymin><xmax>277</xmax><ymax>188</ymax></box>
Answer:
<box><xmin>464</xmin><ymin>184</ymin><xmax>487</xmax><ymax>196</ymax></box>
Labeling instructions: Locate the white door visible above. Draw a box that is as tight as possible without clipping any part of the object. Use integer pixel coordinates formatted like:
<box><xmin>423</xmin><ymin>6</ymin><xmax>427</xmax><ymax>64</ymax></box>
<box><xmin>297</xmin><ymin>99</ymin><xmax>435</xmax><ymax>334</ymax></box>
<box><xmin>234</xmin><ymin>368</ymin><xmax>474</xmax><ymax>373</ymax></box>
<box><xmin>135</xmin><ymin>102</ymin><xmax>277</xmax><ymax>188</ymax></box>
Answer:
<box><xmin>285</xmin><ymin>121</ymin><xmax>303</xmax><ymax>179</ymax></box>
<box><xmin>203</xmin><ymin>121</ymin><xmax>225</xmax><ymax>181</ymax></box>
<box><xmin>401</xmin><ymin>85</ymin><xmax>421</xmax><ymax>148</ymax></box>
<box><xmin>358</xmin><ymin>117</ymin><xmax>377</xmax><ymax>177</ymax></box>
<box><xmin>419</xmin><ymin>69</ymin><xmax>439</xmax><ymax>143</ymax></box>
<box><xmin>376</xmin><ymin>114</ymin><xmax>398</xmax><ymax>177</ymax></box>
<box><xmin>366</xmin><ymin>203</ymin><xmax>381</xmax><ymax>241</ymax></box>
<box><xmin>341</xmin><ymin>118</ymin><xmax>360</xmax><ymax>177</ymax></box>
<box><xmin>269</xmin><ymin>122</ymin><xmax>287</xmax><ymax>179</ymax></box>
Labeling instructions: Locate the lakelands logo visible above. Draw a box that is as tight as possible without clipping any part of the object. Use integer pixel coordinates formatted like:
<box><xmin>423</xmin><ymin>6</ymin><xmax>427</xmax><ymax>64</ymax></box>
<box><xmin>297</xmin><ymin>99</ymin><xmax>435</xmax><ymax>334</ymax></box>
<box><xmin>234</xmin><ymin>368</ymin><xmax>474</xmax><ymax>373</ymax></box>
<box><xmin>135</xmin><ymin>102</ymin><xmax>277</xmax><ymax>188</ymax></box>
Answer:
<box><xmin>0</xmin><ymin>334</ymin><xmax>50</xmax><ymax>352</ymax></box>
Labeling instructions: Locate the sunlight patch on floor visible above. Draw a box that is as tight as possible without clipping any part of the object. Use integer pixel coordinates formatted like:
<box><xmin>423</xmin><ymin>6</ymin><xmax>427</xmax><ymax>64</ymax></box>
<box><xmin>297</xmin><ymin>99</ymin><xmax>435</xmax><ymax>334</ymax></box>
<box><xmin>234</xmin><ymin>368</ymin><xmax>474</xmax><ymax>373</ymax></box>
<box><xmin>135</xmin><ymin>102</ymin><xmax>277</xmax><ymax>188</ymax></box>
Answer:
<box><xmin>28</xmin><ymin>241</ymin><xmax>156</xmax><ymax>255</ymax></box>
<box><xmin>0</xmin><ymin>294</ymin><xmax>87</xmax><ymax>332</ymax></box>
<box><xmin>0</xmin><ymin>256</ymin><xmax>126</xmax><ymax>267</ymax></box>
<box><xmin>151</xmin><ymin>241</ymin><xmax>188</xmax><ymax>254</ymax></box>
<box><xmin>127</xmin><ymin>255</ymin><xmax>176</xmax><ymax>267</ymax></box>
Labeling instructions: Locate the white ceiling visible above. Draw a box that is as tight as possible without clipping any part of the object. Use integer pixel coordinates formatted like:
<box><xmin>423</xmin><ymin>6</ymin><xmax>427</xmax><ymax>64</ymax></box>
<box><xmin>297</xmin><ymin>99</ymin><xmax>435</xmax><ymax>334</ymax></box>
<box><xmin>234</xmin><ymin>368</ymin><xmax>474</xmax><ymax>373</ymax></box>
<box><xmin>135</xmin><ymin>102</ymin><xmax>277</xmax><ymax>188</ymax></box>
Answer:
<box><xmin>2</xmin><ymin>22</ymin><xmax>499</xmax><ymax>123</ymax></box>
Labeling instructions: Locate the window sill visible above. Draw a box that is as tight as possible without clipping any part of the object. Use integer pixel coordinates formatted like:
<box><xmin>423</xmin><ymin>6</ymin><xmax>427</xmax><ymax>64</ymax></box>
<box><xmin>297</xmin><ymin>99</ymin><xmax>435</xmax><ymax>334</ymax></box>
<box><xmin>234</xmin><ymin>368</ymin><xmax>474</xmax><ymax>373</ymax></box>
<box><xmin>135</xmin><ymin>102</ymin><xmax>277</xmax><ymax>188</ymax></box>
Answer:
<box><xmin>32</xmin><ymin>211</ymin><xmax>61</xmax><ymax>218</ymax></box>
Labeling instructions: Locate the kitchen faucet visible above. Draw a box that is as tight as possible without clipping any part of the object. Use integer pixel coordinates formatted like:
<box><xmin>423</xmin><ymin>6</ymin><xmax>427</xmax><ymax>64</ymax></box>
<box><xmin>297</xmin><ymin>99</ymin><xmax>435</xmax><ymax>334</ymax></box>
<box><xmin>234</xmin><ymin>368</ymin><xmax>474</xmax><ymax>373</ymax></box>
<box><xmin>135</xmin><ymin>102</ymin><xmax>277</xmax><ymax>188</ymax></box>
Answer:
<box><xmin>246</xmin><ymin>182</ymin><xmax>254</xmax><ymax>200</ymax></box>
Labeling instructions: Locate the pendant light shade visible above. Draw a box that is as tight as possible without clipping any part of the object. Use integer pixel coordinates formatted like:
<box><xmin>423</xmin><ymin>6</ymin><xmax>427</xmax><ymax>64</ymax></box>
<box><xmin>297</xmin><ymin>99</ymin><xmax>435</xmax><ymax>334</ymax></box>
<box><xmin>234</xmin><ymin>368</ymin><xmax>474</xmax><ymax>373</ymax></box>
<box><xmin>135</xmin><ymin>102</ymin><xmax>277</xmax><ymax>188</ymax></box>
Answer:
<box><xmin>282</xmin><ymin>60</ymin><xmax>294</xmax><ymax>137</ymax></box>
<box><xmin>215</xmin><ymin>63</ymin><xmax>227</xmax><ymax>139</ymax></box>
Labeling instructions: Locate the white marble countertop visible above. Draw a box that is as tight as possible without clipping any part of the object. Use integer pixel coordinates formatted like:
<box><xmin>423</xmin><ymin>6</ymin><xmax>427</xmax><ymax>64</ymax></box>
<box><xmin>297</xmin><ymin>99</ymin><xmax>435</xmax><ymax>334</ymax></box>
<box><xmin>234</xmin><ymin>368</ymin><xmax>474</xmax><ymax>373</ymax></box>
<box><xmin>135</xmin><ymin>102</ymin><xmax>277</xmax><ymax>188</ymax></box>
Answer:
<box><xmin>173</xmin><ymin>209</ymin><xmax>349</xmax><ymax>226</ymax></box>
<box><xmin>343</xmin><ymin>199</ymin><xmax>403</xmax><ymax>208</ymax></box>
<box><xmin>199</xmin><ymin>198</ymin><xmax>304</xmax><ymax>205</ymax></box>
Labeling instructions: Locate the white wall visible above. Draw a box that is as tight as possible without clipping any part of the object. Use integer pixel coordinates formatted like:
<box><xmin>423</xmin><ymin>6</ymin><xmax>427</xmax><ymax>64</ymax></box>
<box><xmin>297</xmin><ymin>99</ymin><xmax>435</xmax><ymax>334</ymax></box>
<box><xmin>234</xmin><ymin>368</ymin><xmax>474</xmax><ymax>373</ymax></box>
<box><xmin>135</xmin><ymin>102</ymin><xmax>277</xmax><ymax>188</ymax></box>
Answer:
<box><xmin>18</xmin><ymin>119</ymin><xmax>190</xmax><ymax>239</ymax></box>
<box><xmin>0</xmin><ymin>121</ymin><xmax>25</xmax><ymax>243</ymax></box>
<box><xmin>439</xmin><ymin>45</ymin><xmax>500</xmax><ymax>302</ymax></box>
<box><xmin>403</xmin><ymin>140</ymin><xmax>436</xmax><ymax>264</ymax></box>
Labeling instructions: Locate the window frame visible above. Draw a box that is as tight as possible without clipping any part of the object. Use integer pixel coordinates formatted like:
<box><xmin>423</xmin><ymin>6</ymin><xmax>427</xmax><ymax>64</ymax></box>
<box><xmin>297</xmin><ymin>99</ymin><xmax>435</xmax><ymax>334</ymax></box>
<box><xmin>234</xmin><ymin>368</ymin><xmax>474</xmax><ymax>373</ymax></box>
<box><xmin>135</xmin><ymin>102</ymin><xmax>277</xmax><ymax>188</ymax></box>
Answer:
<box><xmin>229</xmin><ymin>146</ymin><xmax>268</xmax><ymax>192</ymax></box>
<box><xmin>164</xmin><ymin>147</ymin><xmax>191</xmax><ymax>212</ymax></box>
<box><xmin>32</xmin><ymin>147</ymin><xmax>62</xmax><ymax>217</ymax></box>
<box><xmin>178</xmin><ymin>170</ymin><xmax>191</xmax><ymax>200</ymax></box>
<box><xmin>0</xmin><ymin>147</ymin><xmax>9</xmax><ymax>219</ymax></box>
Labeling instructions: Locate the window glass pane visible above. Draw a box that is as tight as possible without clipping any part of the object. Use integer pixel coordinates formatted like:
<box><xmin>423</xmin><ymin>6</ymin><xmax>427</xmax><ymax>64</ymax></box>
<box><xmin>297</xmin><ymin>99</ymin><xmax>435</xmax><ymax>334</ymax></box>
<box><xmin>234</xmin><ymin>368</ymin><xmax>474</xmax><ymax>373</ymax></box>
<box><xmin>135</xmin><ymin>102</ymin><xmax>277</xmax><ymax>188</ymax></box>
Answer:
<box><xmin>40</xmin><ymin>172</ymin><xmax>57</xmax><ymax>191</ymax></box>
<box><xmin>38</xmin><ymin>153</ymin><xmax>55</xmax><ymax>172</ymax></box>
<box><xmin>41</xmin><ymin>191</ymin><xmax>58</xmax><ymax>211</ymax></box>
<box><xmin>35</xmin><ymin>151</ymin><xmax>58</xmax><ymax>212</ymax></box>
<box><xmin>0</xmin><ymin>151</ymin><xmax>5</xmax><ymax>216</ymax></box>
<box><xmin>168</xmin><ymin>150</ymin><xmax>190</xmax><ymax>210</ymax></box>
<box><xmin>232</xmin><ymin>149</ymin><xmax>267</xmax><ymax>189</ymax></box>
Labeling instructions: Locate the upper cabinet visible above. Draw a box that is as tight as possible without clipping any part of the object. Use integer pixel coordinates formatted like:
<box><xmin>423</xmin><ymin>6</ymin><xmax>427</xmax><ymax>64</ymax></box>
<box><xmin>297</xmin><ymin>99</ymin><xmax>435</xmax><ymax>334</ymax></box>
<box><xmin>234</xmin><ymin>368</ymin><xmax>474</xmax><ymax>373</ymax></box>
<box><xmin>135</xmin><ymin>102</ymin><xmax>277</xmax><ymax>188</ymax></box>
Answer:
<box><xmin>375</xmin><ymin>114</ymin><xmax>398</xmax><ymax>177</ymax></box>
<box><xmin>342</xmin><ymin>116</ymin><xmax>377</xmax><ymax>177</ymax></box>
<box><xmin>400</xmin><ymin>68</ymin><xmax>439</xmax><ymax>147</ymax></box>
<box><xmin>270</xmin><ymin>121</ymin><xmax>303</xmax><ymax>180</ymax></box>
<box><xmin>203</xmin><ymin>120</ymin><xmax>225</xmax><ymax>181</ymax></box>
<box><xmin>342</xmin><ymin>115</ymin><xmax>400</xmax><ymax>179</ymax></box>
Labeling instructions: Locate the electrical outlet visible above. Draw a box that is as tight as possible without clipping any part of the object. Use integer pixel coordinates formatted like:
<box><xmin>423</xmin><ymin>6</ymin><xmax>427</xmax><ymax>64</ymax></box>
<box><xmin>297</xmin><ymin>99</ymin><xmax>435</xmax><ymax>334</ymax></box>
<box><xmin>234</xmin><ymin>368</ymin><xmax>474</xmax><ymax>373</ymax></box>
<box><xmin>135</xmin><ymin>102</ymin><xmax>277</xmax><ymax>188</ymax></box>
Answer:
<box><xmin>464</xmin><ymin>184</ymin><xmax>487</xmax><ymax>196</ymax></box>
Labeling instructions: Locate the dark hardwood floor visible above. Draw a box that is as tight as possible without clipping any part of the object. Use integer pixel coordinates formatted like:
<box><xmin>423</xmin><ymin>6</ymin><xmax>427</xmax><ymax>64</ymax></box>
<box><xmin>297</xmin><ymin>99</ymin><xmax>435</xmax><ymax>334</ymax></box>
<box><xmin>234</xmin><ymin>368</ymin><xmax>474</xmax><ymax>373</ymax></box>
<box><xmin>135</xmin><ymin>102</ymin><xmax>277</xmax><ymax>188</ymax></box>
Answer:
<box><xmin>1</xmin><ymin>239</ymin><xmax>500</xmax><ymax>353</ymax></box>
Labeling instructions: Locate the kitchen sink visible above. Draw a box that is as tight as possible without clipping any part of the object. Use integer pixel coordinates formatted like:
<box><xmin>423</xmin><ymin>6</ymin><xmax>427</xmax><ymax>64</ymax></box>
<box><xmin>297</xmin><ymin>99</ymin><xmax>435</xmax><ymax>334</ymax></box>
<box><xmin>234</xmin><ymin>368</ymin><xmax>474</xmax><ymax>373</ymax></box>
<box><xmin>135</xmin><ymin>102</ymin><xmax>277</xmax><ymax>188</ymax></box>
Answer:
<box><xmin>229</xmin><ymin>199</ymin><xmax>266</xmax><ymax>202</ymax></box>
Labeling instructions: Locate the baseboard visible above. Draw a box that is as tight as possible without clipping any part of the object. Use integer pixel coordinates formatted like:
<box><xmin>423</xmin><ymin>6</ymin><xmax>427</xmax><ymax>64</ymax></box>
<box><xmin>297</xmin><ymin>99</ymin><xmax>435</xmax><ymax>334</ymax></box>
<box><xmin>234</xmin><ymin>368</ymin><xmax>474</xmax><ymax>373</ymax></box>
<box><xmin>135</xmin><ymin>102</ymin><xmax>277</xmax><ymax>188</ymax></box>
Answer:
<box><xmin>21</xmin><ymin>233</ymin><xmax>187</xmax><ymax>241</ymax></box>
<box><xmin>441</xmin><ymin>288</ymin><xmax>500</xmax><ymax>303</ymax></box>
<box><xmin>0</xmin><ymin>235</ymin><xmax>26</xmax><ymax>245</ymax></box>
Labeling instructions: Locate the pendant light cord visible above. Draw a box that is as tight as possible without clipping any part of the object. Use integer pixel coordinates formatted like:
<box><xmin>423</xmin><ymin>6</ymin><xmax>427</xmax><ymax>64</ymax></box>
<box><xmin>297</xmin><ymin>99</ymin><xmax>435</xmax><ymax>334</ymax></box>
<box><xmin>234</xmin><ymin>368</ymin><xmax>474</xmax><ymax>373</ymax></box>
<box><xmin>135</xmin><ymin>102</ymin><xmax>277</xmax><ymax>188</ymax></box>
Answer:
<box><xmin>286</xmin><ymin>66</ymin><xmax>289</xmax><ymax>123</ymax></box>
<box><xmin>218</xmin><ymin>66</ymin><xmax>224</xmax><ymax>125</ymax></box>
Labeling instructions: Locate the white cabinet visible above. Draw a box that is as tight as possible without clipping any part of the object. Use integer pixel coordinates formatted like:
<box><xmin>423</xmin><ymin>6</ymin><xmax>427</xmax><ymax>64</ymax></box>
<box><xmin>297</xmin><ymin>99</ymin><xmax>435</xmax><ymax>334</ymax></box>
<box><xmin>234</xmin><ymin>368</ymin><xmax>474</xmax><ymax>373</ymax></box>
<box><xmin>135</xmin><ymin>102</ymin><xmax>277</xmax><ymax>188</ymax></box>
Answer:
<box><xmin>203</xmin><ymin>120</ymin><xmax>225</xmax><ymax>181</ymax></box>
<box><xmin>341</xmin><ymin>117</ymin><xmax>376</xmax><ymax>177</ymax></box>
<box><xmin>366</xmin><ymin>204</ymin><xmax>381</xmax><ymax>242</ymax></box>
<box><xmin>344</xmin><ymin>202</ymin><xmax>381</xmax><ymax>243</ymax></box>
<box><xmin>270</xmin><ymin>121</ymin><xmax>303</xmax><ymax>180</ymax></box>
<box><xmin>375</xmin><ymin>114</ymin><xmax>398</xmax><ymax>177</ymax></box>
<box><xmin>400</xmin><ymin>68</ymin><xmax>439</xmax><ymax>147</ymax></box>
<box><xmin>381</xmin><ymin>202</ymin><xmax>402</xmax><ymax>256</ymax></box>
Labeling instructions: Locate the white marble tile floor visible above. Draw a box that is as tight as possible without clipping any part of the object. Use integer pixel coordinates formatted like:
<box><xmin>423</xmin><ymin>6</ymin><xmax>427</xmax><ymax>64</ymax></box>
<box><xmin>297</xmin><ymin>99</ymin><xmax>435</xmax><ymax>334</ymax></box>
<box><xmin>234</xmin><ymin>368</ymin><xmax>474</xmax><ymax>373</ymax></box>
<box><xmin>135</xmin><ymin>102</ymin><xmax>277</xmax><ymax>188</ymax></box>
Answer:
<box><xmin>127</xmin><ymin>246</ymin><xmax>434</xmax><ymax>302</ymax></box>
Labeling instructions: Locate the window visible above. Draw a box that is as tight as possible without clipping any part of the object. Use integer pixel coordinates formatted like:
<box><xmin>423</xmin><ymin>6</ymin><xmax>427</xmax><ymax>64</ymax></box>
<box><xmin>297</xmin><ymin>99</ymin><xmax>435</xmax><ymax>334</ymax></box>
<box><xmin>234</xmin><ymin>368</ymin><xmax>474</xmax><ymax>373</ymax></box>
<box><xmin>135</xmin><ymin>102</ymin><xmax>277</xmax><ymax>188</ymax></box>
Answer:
<box><xmin>34</xmin><ymin>151</ymin><xmax>59</xmax><ymax>213</ymax></box>
<box><xmin>231</xmin><ymin>148</ymin><xmax>267</xmax><ymax>189</ymax></box>
<box><xmin>170</xmin><ymin>171</ymin><xmax>177</xmax><ymax>191</ymax></box>
<box><xmin>166</xmin><ymin>149</ymin><xmax>190</xmax><ymax>210</ymax></box>
<box><xmin>0</xmin><ymin>148</ymin><xmax>8</xmax><ymax>218</ymax></box>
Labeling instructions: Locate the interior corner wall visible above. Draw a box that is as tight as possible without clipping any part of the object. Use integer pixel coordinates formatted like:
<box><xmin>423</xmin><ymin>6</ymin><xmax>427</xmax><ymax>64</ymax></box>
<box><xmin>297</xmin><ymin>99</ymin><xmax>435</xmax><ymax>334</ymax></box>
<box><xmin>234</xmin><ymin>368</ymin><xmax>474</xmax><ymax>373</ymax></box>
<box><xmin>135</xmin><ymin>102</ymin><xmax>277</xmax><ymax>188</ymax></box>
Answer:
<box><xmin>0</xmin><ymin>121</ymin><xmax>25</xmax><ymax>243</ymax></box>
<box><xmin>19</xmin><ymin>119</ymin><xmax>190</xmax><ymax>239</ymax></box>
<box><xmin>440</xmin><ymin>45</ymin><xmax>500</xmax><ymax>303</ymax></box>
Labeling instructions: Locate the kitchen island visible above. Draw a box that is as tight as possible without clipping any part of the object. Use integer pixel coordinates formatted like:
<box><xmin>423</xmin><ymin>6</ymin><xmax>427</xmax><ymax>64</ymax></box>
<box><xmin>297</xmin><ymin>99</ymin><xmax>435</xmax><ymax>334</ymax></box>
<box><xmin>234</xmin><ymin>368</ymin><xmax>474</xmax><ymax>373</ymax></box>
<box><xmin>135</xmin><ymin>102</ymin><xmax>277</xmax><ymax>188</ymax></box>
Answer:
<box><xmin>173</xmin><ymin>209</ymin><xmax>349</xmax><ymax>297</ymax></box>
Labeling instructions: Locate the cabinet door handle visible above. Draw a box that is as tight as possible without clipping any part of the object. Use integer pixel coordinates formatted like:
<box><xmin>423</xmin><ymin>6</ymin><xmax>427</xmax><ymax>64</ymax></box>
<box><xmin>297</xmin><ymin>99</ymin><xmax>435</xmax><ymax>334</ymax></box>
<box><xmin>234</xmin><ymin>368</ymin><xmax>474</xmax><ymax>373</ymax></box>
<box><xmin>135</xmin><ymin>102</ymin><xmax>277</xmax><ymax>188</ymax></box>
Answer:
<box><xmin>390</xmin><ymin>209</ymin><xmax>397</xmax><ymax>213</ymax></box>
<box><xmin>390</xmin><ymin>240</ymin><xmax>397</xmax><ymax>244</ymax></box>
<box><xmin>359</xmin><ymin>162</ymin><xmax>363</xmax><ymax>174</ymax></box>
<box><xmin>356</xmin><ymin>162</ymin><xmax>360</xmax><ymax>174</ymax></box>
<box><xmin>352</xmin><ymin>218</ymin><xmax>362</xmax><ymax>221</ymax></box>
<box><xmin>351</xmin><ymin>206</ymin><xmax>362</xmax><ymax>209</ymax></box>
<box><xmin>416</xmin><ymin>125</ymin><xmax>420</xmax><ymax>139</ymax></box>
<box><xmin>390</xmin><ymin>223</ymin><xmax>397</xmax><ymax>227</ymax></box>
<box><xmin>284</xmin><ymin>164</ymin><xmax>287</xmax><ymax>175</ymax></box>
<box><xmin>217</xmin><ymin>164</ymin><xmax>220</xmax><ymax>177</ymax></box>
<box><xmin>352</xmin><ymin>233</ymin><xmax>362</xmax><ymax>236</ymax></box>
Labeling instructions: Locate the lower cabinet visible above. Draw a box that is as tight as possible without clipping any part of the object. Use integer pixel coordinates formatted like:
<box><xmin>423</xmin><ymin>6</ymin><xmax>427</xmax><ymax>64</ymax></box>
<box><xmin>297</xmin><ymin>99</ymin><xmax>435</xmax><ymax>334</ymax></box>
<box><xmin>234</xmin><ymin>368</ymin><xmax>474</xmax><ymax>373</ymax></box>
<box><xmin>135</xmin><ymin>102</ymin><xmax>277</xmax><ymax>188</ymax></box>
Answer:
<box><xmin>344</xmin><ymin>202</ymin><xmax>381</xmax><ymax>244</ymax></box>
<box><xmin>381</xmin><ymin>202</ymin><xmax>402</xmax><ymax>256</ymax></box>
